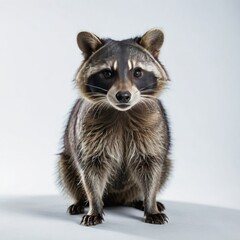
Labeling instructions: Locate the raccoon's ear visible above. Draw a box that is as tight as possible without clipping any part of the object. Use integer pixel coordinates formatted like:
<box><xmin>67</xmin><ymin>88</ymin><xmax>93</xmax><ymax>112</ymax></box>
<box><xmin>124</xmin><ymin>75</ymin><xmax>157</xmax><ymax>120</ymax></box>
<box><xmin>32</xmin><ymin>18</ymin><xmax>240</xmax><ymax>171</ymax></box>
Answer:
<box><xmin>77</xmin><ymin>32</ymin><xmax>103</xmax><ymax>58</ymax></box>
<box><xmin>139</xmin><ymin>29</ymin><xmax>164</xmax><ymax>58</ymax></box>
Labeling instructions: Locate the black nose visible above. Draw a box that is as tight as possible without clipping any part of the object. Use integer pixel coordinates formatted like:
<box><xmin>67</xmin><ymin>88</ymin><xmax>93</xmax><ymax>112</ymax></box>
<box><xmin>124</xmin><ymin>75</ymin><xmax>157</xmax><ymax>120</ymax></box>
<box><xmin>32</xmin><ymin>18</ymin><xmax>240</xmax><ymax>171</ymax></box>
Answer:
<box><xmin>115</xmin><ymin>91</ymin><xmax>131</xmax><ymax>103</ymax></box>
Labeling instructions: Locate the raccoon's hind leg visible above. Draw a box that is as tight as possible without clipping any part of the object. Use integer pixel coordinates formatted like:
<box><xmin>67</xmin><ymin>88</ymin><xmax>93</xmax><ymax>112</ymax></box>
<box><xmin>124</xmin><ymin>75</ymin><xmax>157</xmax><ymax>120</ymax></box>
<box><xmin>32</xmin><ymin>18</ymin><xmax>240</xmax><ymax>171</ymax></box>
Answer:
<box><xmin>129</xmin><ymin>157</ymin><xmax>171</xmax><ymax>214</ymax></box>
<box><xmin>129</xmin><ymin>200</ymin><xmax>165</xmax><ymax>212</ymax></box>
<box><xmin>68</xmin><ymin>201</ymin><xmax>86</xmax><ymax>215</ymax></box>
<box><xmin>58</xmin><ymin>153</ymin><xmax>87</xmax><ymax>215</ymax></box>
<box><xmin>105</xmin><ymin>183</ymin><xmax>165</xmax><ymax>212</ymax></box>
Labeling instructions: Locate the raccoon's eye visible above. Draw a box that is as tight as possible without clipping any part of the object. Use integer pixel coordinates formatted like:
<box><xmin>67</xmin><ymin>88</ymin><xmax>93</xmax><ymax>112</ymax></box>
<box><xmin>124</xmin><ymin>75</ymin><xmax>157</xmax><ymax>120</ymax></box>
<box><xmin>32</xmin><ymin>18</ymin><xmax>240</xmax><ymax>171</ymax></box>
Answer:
<box><xmin>102</xmin><ymin>69</ymin><xmax>113</xmax><ymax>79</ymax></box>
<box><xmin>133</xmin><ymin>68</ymin><xmax>143</xmax><ymax>78</ymax></box>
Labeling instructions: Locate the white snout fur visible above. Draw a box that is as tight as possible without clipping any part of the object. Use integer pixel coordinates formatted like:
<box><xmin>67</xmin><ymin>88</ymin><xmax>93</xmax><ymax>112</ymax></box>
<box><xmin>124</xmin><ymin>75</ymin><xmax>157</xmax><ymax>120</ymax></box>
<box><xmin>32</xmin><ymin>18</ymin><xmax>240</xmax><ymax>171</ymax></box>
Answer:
<box><xmin>107</xmin><ymin>85</ymin><xmax>141</xmax><ymax>111</ymax></box>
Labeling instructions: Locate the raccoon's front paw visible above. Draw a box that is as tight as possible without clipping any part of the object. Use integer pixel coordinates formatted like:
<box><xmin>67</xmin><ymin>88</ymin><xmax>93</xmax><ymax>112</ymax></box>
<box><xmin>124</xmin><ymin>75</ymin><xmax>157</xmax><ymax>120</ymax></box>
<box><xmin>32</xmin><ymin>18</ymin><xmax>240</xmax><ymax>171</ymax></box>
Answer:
<box><xmin>144</xmin><ymin>213</ymin><xmax>169</xmax><ymax>224</ymax></box>
<box><xmin>67</xmin><ymin>202</ymin><xmax>85</xmax><ymax>215</ymax></box>
<box><xmin>80</xmin><ymin>214</ymin><xmax>104</xmax><ymax>226</ymax></box>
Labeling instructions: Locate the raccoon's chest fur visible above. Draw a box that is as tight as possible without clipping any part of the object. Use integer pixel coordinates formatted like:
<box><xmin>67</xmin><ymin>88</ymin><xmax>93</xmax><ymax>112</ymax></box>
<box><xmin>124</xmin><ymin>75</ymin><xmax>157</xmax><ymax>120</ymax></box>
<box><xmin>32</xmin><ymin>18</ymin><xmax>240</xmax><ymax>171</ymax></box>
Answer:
<box><xmin>76</xmin><ymin>100</ymin><xmax>166</xmax><ymax>187</ymax></box>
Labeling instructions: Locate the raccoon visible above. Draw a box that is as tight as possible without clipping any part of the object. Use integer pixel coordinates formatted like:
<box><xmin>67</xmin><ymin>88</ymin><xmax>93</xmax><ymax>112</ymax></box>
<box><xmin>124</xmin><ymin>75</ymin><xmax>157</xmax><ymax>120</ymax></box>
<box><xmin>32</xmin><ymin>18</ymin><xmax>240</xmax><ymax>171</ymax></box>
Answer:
<box><xmin>58</xmin><ymin>29</ymin><xmax>171</xmax><ymax>226</ymax></box>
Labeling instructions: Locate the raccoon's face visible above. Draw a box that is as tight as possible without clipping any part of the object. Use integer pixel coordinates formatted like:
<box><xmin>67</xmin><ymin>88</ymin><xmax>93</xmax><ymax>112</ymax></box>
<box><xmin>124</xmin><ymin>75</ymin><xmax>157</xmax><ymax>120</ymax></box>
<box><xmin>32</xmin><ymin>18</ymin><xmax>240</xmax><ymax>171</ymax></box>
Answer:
<box><xmin>76</xmin><ymin>29</ymin><xmax>168</xmax><ymax>111</ymax></box>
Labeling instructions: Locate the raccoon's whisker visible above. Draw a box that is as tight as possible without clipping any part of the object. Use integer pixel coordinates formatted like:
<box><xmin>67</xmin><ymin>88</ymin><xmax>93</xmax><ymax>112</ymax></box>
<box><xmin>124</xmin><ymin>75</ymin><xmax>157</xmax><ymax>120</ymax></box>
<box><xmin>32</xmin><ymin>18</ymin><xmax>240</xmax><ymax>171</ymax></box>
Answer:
<box><xmin>132</xmin><ymin>90</ymin><xmax>140</xmax><ymax>96</ymax></box>
<box><xmin>141</xmin><ymin>88</ymin><xmax>158</xmax><ymax>93</ymax></box>
<box><xmin>87</xmin><ymin>93</ymin><xmax>106</xmax><ymax>98</ymax></box>
<box><xmin>140</xmin><ymin>90</ymin><xmax>158</xmax><ymax>95</ymax></box>
<box><xmin>139</xmin><ymin>82</ymin><xmax>157</xmax><ymax>91</ymax></box>
<box><xmin>140</xmin><ymin>91</ymin><xmax>158</xmax><ymax>98</ymax></box>
<box><xmin>140</xmin><ymin>95</ymin><xmax>156</xmax><ymax>102</ymax></box>
<box><xmin>87</xmin><ymin>92</ymin><xmax>106</xmax><ymax>101</ymax></box>
<box><xmin>85</xmin><ymin>83</ymin><xmax>108</xmax><ymax>92</ymax></box>
<box><xmin>87</xmin><ymin>91</ymin><xmax>106</xmax><ymax>95</ymax></box>
<box><xmin>141</xmin><ymin>94</ymin><xmax>157</xmax><ymax>99</ymax></box>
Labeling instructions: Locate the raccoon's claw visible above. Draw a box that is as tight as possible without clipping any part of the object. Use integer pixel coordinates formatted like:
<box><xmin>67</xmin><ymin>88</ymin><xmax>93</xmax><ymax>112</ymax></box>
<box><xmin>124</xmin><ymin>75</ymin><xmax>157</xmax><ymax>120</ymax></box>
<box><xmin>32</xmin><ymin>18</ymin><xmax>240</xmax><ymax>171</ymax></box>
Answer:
<box><xmin>157</xmin><ymin>201</ymin><xmax>165</xmax><ymax>212</ymax></box>
<box><xmin>144</xmin><ymin>213</ymin><xmax>169</xmax><ymax>224</ymax></box>
<box><xmin>67</xmin><ymin>203</ymin><xmax>85</xmax><ymax>215</ymax></box>
<box><xmin>80</xmin><ymin>214</ymin><xmax>104</xmax><ymax>226</ymax></box>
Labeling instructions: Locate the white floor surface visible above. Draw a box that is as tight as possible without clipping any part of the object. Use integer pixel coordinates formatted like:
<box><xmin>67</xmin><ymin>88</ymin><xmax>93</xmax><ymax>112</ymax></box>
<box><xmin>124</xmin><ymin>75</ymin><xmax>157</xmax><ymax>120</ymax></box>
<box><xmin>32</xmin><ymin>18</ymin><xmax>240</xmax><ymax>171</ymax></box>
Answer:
<box><xmin>0</xmin><ymin>196</ymin><xmax>239</xmax><ymax>240</ymax></box>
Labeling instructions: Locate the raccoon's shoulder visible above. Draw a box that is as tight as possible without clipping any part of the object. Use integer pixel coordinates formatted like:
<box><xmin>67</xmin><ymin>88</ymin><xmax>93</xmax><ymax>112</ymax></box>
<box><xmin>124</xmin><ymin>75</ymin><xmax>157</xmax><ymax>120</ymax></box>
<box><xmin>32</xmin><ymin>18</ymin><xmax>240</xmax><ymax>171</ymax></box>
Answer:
<box><xmin>62</xmin><ymin>98</ymin><xmax>84</xmax><ymax>149</ymax></box>
<box><xmin>68</xmin><ymin>98</ymin><xmax>84</xmax><ymax>122</ymax></box>
<box><xmin>157</xmin><ymin>99</ymin><xmax>168</xmax><ymax>119</ymax></box>
<box><xmin>157</xmin><ymin>99</ymin><xmax>171</xmax><ymax>146</ymax></box>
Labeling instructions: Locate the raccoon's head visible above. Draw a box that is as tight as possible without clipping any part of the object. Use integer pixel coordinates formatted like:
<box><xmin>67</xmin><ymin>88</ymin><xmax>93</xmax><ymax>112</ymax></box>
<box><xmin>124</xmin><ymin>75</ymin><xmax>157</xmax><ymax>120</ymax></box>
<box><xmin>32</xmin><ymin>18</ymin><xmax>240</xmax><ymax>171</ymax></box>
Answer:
<box><xmin>76</xmin><ymin>29</ymin><xmax>168</xmax><ymax>111</ymax></box>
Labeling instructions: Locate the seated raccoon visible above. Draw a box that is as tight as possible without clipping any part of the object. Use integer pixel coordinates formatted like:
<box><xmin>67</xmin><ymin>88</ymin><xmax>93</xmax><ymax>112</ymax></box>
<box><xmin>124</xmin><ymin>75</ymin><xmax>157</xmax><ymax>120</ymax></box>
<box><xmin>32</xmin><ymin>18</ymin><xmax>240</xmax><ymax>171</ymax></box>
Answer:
<box><xmin>58</xmin><ymin>29</ymin><xmax>171</xmax><ymax>226</ymax></box>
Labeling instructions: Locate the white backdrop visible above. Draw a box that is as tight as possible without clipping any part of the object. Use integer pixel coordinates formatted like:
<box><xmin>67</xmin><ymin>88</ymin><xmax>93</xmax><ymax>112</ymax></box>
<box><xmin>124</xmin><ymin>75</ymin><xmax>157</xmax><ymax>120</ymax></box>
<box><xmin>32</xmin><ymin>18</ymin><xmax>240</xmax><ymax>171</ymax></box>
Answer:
<box><xmin>0</xmin><ymin>0</ymin><xmax>239</xmax><ymax>210</ymax></box>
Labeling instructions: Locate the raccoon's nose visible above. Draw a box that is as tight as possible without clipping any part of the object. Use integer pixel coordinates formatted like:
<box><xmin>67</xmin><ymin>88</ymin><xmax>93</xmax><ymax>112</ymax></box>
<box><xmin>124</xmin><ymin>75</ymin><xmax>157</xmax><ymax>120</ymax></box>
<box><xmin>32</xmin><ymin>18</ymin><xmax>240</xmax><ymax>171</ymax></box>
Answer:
<box><xmin>116</xmin><ymin>91</ymin><xmax>131</xmax><ymax>103</ymax></box>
